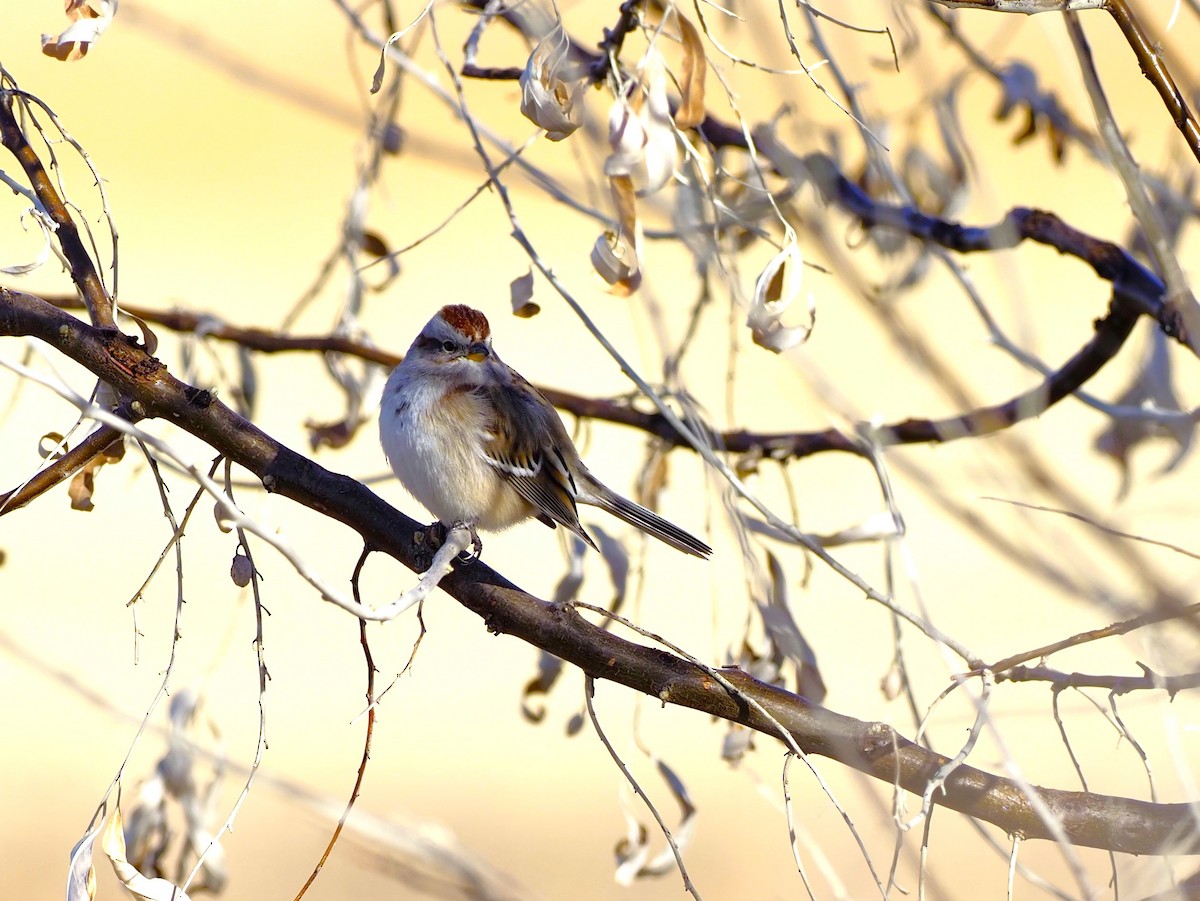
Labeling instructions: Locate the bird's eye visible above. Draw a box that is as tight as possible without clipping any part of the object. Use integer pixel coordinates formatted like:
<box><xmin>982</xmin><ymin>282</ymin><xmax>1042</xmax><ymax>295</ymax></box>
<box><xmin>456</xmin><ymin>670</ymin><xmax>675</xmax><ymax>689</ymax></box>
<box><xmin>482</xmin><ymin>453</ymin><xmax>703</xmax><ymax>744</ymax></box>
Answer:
<box><xmin>440</xmin><ymin>340</ymin><xmax>457</xmax><ymax>354</ymax></box>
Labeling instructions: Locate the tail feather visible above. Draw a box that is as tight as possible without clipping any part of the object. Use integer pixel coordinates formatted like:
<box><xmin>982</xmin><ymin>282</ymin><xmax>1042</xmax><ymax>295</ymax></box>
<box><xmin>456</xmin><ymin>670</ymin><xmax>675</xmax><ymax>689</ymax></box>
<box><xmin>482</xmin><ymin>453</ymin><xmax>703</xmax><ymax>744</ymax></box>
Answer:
<box><xmin>586</xmin><ymin>490</ymin><xmax>711</xmax><ymax>558</ymax></box>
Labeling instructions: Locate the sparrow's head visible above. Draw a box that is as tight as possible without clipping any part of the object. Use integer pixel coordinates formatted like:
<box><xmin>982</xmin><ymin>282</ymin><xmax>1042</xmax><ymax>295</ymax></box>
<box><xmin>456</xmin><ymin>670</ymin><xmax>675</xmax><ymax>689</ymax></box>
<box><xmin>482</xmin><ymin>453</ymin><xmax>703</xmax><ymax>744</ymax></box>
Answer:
<box><xmin>404</xmin><ymin>304</ymin><xmax>496</xmax><ymax>384</ymax></box>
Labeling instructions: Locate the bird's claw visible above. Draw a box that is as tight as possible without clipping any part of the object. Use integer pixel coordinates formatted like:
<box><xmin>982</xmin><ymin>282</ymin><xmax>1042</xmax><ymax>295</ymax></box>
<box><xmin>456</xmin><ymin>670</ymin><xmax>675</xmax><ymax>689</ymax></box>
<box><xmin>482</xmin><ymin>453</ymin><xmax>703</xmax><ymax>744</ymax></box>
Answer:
<box><xmin>419</xmin><ymin>520</ymin><xmax>482</xmax><ymax>564</ymax></box>
<box><xmin>449</xmin><ymin>521</ymin><xmax>483</xmax><ymax>564</ymax></box>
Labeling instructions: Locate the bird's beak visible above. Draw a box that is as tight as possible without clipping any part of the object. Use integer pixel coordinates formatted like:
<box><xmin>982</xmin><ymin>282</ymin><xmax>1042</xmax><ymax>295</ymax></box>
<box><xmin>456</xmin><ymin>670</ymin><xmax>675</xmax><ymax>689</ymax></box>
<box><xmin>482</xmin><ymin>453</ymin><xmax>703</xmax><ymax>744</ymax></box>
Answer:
<box><xmin>465</xmin><ymin>342</ymin><xmax>490</xmax><ymax>362</ymax></box>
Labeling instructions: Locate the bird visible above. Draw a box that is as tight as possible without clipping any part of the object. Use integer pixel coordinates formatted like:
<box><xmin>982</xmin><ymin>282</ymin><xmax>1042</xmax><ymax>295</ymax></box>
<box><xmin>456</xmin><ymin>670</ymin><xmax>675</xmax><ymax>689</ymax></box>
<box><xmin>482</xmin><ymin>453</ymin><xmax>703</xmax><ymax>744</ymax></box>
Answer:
<box><xmin>379</xmin><ymin>304</ymin><xmax>711</xmax><ymax>559</ymax></box>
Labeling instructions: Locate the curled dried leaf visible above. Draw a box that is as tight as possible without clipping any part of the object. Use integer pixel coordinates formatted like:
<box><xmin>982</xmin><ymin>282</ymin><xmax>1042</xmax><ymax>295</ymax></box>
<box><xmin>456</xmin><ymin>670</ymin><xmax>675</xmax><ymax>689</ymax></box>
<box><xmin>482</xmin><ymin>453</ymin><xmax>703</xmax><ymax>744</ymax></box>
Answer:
<box><xmin>590</xmin><ymin>230</ymin><xmax>640</xmax><ymax>296</ymax></box>
<box><xmin>41</xmin><ymin>0</ymin><xmax>116</xmax><ymax>62</ymax></box>
<box><xmin>519</xmin><ymin>24</ymin><xmax>584</xmax><ymax>141</ymax></box>
<box><xmin>127</xmin><ymin>313</ymin><xmax>159</xmax><ymax>355</ymax></box>
<box><xmin>38</xmin><ymin>431</ymin><xmax>67</xmax><ymax>461</ymax></box>
<box><xmin>3</xmin><ymin>209</ymin><xmax>55</xmax><ymax>275</ymax></box>
<box><xmin>304</xmin><ymin>416</ymin><xmax>360</xmax><ymax>450</ymax></box>
<box><xmin>748</xmin><ymin>236</ymin><xmax>815</xmax><ymax>353</ymax></box>
<box><xmin>68</xmin><ymin>436</ymin><xmax>125</xmax><ymax>512</ymax></box>
<box><xmin>66</xmin><ymin>817</ymin><xmax>104</xmax><ymax>901</ymax></box>
<box><xmin>213</xmin><ymin>500</ymin><xmax>237</xmax><ymax>534</ymax></box>
<box><xmin>673</xmin><ymin>13</ymin><xmax>707</xmax><ymax>129</ymax></box>
<box><xmin>591</xmin><ymin>173</ymin><xmax>643</xmax><ymax>295</ymax></box>
<box><xmin>102</xmin><ymin>806</ymin><xmax>194</xmax><ymax>901</ymax></box>
<box><xmin>604</xmin><ymin>47</ymin><xmax>676</xmax><ymax>195</ymax></box>
<box><xmin>510</xmin><ymin>270</ymin><xmax>539</xmax><ymax>318</ymax></box>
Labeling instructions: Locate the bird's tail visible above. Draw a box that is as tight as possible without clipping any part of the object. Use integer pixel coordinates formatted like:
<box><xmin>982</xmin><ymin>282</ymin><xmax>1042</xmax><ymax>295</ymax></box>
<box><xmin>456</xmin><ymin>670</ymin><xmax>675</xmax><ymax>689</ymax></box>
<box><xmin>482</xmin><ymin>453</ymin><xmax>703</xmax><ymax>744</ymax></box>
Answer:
<box><xmin>587</xmin><ymin>487</ymin><xmax>711</xmax><ymax>558</ymax></box>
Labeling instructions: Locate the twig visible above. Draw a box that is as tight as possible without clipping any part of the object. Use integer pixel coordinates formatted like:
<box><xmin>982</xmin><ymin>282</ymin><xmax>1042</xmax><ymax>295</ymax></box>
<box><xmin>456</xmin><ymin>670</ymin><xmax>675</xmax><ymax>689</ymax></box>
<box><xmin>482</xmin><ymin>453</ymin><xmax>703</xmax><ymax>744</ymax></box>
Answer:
<box><xmin>999</xmin><ymin>663</ymin><xmax>1200</xmax><ymax>696</ymax></box>
<box><xmin>1065</xmin><ymin>11</ymin><xmax>1200</xmax><ymax>354</ymax></box>
<box><xmin>294</xmin><ymin>547</ymin><xmax>379</xmax><ymax>899</ymax></box>
<box><xmin>584</xmin><ymin>675</ymin><xmax>700</xmax><ymax>899</ymax></box>
<box><xmin>984</xmin><ymin>601</ymin><xmax>1200</xmax><ymax>675</ymax></box>
<box><xmin>0</xmin><ymin>91</ymin><xmax>114</xmax><ymax>327</ymax></box>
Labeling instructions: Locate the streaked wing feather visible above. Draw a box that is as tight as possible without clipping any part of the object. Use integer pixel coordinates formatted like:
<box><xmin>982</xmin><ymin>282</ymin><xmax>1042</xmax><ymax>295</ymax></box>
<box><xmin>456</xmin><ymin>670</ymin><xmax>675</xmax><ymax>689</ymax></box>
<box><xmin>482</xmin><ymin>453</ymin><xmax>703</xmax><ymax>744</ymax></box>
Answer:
<box><xmin>481</xmin><ymin>378</ymin><xmax>596</xmax><ymax>548</ymax></box>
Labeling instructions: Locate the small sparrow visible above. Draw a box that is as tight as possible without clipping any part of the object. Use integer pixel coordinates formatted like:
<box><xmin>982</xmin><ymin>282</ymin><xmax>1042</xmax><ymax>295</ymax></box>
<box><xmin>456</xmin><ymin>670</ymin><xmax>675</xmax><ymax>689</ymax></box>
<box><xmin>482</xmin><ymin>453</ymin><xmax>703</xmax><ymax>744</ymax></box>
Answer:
<box><xmin>380</xmin><ymin>305</ymin><xmax>711</xmax><ymax>558</ymax></box>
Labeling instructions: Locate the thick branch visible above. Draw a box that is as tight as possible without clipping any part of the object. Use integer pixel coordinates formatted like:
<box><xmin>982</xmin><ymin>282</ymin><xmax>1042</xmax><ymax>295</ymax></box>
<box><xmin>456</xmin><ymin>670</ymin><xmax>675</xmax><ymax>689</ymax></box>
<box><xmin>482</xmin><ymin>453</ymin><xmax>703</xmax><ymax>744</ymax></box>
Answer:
<box><xmin>2</xmin><ymin>285</ymin><xmax>1197</xmax><ymax>856</ymax></box>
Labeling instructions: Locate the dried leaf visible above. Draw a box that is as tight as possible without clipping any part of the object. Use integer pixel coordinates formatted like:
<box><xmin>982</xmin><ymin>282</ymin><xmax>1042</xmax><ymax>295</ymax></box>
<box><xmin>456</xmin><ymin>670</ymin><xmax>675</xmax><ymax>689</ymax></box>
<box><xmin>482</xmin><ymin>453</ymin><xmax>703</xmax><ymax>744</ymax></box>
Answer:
<box><xmin>880</xmin><ymin>660</ymin><xmax>904</xmax><ymax>701</ymax></box>
<box><xmin>590</xmin><ymin>527</ymin><xmax>630</xmax><ymax>614</ymax></box>
<box><xmin>604</xmin><ymin>48</ymin><xmax>676</xmax><ymax>195</ymax></box>
<box><xmin>748</xmin><ymin>234</ymin><xmax>815</xmax><ymax>353</ymax></box>
<box><xmin>66</xmin><ymin>817</ymin><xmax>105</xmax><ymax>901</ymax></box>
<box><xmin>1094</xmin><ymin>328</ymin><xmax>1194</xmax><ymax>498</ymax></box>
<box><xmin>3</xmin><ymin>209</ymin><xmax>54</xmax><ymax>275</ymax></box>
<box><xmin>591</xmin><ymin>173</ymin><xmax>643</xmax><ymax>295</ymax></box>
<box><xmin>360</xmin><ymin>230</ymin><xmax>389</xmax><ymax>258</ymax></box>
<box><xmin>41</xmin><ymin>0</ymin><xmax>116</xmax><ymax>62</ymax></box>
<box><xmin>522</xmin><ymin>540</ymin><xmax>585</xmax><ymax>721</ymax></box>
<box><xmin>127</xmin><ymin>313</ymin><xmax>159</xmax><ymax>356</ymax></box>
<box><xmin>721</xmin><ymin>723</ymin><xmax>753</xmax><ymax>763</ymax></box>
<box><xmin>614</xmin><ymin>817</ymin><xmax>649</xmax><ymax>887</ymax></box>
<box><xmin>230</xmin><ymin>551</ymin><xmax>253</xmax><ymax>588</ymax></box>
<box><xmin>519</xmin><ymin>24</ymin><xmax>583</xmax><ymax>141</ymax></box>
<box><xmin>673</xmin><ymin>13</ymin><xmax>707</xmax><ymax>129</ymax></box>
<box><xmin>38</xmin><ymin>431</ymin><xmax>67</xmax><ymax>461</ymax></box>
<box><xmin>759</xmin><ymin>551</ymin><xmax>826</xmax><ymax>703</ymax></box>
<box><xmin>234</xmin><ymin>345</ymin><xmax>258</xmax><ymax>418</ymax></box>
<box><xmin>521</xmin><ymin>652</ymin><xmax>565</xmax><ymax>724</ymax></box>
<box><xmin>213</xmin><ymin>500</ymin><xmax>236</xmax><ymax>534</ymax></box>
<box><xmin>812</xmin><ymin>511</ymin><xmax>903</xmax><ymax>547</ymax></box>
<box><xmin>68</xmin><ymin>436</ymin><xmax>126</xmax><ymax>512</ymax></box>
<box><xmin>102</xmin><ymin>806</ymin><xmax>194</xmax><ymax>901</ymax></box>
<box><xmin>672</xmin><ymin>155</ymin><xmax>717</xmax><ymax>268</ymax></box>
<box><xmin>591</xmin><ymin>231</ymin><xmax>640</xmax><ymax>296</ymax></box>
<box><xmin>509</xmin><ymin>270</ymin><xmax>539</xmax><ymax>318</ymax></box>
<box><xmin>614</xmin><ymin>758</ymin><xmax>697</xmax><ymax>885</ymax></box>
<box><xmin>304</xmin><ymin>416</ymin><xmax>361</xmax><ymax>450</ymax></box>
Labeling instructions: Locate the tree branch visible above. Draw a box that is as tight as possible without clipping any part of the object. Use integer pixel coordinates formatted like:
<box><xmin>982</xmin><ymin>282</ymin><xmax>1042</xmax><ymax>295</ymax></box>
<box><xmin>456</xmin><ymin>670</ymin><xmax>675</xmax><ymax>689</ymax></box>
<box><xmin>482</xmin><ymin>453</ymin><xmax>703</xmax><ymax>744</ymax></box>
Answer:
<box><xmin>0</xmin><ymin>423</ymin><xmax>123</xmax><ymax>514</ymax></box>
<box><xmin>2</xmin><ymin>285</ymin><xmax>1197</xmax><ymax>856</ymax></box>
<box><xmin>0</xmin><ymin>91</ymin><xmax>114</xmax><ymax>328</ymax></box>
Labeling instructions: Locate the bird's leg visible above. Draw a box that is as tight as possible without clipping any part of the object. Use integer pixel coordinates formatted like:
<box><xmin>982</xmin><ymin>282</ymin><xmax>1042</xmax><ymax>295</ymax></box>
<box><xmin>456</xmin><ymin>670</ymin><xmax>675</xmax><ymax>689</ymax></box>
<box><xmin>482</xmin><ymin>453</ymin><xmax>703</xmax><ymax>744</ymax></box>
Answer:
<box><xmin>413</xmin><ymin>520</ymin><xmax>447</xmax><ymax>570</ymax></box>
<box><xmin>448</xmin><ymin>520</ymin><xmax>483</xmax><ymax>563</ymax></box>
<box><xmin>416</xmin><ymin>520</ymin><xmax>481</xmax><ymax>565</ymax></box>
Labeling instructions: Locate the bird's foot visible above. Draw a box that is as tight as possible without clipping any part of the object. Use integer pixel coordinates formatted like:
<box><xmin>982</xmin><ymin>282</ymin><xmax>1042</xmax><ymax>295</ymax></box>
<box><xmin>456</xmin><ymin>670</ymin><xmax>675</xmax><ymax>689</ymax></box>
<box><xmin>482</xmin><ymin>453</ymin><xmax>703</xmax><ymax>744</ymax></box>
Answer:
<box><xmin>418</xmin><ymin>520</ymin><xmax>481</xmax><ymax>565</ymax></box>
<box><xmin>449</xmin><ymin>520</ymin><xmax>483</xmax><ymax>564</ymax></box>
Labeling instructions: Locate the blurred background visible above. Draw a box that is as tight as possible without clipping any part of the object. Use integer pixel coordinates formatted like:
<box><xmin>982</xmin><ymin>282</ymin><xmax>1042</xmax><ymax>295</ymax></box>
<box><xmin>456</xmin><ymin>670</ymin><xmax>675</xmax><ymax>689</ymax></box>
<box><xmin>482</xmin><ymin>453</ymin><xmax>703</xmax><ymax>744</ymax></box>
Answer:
<box><xmin>2</xmin><ymin>2</ymin><xmax>1200</xmax><ymax>898</ymax></box>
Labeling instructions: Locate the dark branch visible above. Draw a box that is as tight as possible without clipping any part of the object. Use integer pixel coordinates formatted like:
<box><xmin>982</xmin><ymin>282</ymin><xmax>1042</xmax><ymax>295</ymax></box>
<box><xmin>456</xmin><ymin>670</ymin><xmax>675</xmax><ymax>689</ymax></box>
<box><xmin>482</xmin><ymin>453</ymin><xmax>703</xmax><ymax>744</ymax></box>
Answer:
<box><xmin>0</xmin><ymin>423</ymin><xmax>123</xmax><ymax>515</ymax></box>
<box><xmin>1000</xmin><ymin>663</ymin><xmax>1200</xmax><ymax>696</ymax></box>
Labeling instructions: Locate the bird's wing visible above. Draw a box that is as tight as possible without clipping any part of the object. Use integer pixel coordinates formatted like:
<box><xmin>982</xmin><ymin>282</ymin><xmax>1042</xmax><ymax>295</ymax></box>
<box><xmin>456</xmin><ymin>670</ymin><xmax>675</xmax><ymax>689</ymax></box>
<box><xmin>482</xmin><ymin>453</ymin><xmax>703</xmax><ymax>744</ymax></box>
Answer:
<box><xmin>480</xmin><ymin>373</ymin><xmax>596</xmax><ymax>548</ymax></box>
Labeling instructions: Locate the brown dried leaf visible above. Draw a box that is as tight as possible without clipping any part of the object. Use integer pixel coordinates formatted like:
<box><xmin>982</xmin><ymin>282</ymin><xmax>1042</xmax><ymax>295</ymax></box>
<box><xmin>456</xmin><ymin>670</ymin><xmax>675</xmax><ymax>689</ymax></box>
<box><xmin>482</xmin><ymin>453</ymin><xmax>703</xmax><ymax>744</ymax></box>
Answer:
<box><xmin>360</xmin><ymin>230</ymin><xmax>389</xmax><ymax>258</ymax></box>
<box><xmin>510</xmin><ymin>270</ymin><xmax>539</xmax><ymax>318</ymax></box>
<box><xmin>68</xmin><ymin>436</ymin><xmax>125</xmax><ymax>512</ymax></box>
<box><xmin>591</xmin><ymin>174</ymin><xmax>643</xmax><ymax>296</ymax></box>
<box><xmin>127</xmin><ymin>313</ymin><xmax>159</xmax><ymax>356</ymax></box>
<box><xmin>304</xmin><ymin>416</ymin><xmax>360</xmax><ymax>450</ymax></box>
<box><xmin>674</xmin><ymin>13</ymin><xmax>707</xmax><ymax>129</ymax></box>
<box><xmin>41</xmin><ymin>0</ymin><xmax>115</xmax><ymax>62</ymax></box>
<box><xmin>38</xmin><ymin>431</ymin><xmax>67</xmax><ymax>461</ymax></box>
